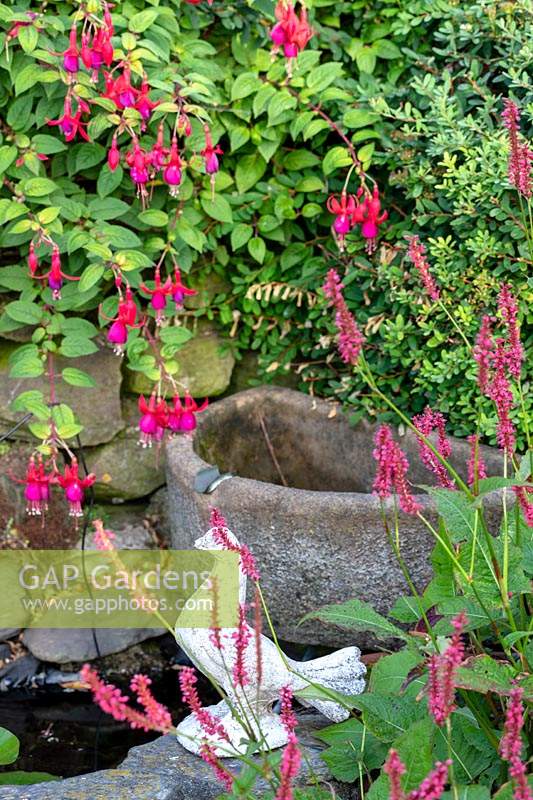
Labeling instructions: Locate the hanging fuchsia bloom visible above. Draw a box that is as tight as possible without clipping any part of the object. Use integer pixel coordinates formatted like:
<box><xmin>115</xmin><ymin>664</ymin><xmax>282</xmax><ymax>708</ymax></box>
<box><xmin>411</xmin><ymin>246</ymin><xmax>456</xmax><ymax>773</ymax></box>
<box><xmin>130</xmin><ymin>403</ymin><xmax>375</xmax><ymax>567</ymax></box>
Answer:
<box><xmin>125</xmin><ymin>139</ymin><xmax>152</xmax><ymax>203</ymax></box>
<box><xmin>179</xmin><ymin>667</ymin><xmax>229</xmax><ymax>741</ymax></box>
<box><xmin>199</xmin><ymin>744</ymin><xmax>233</xmax><ymax>792</ymax></box>
<box><xmin>163</xmin><ymin>137</ymin><xmax>183</xmax><ymax>196</ymax></box>
<box><xmin>372</xmin><ymin>424</ymin><xmax>422</xmax><ymax>515</ymax></box>
<box><xmin>30</xmin><ymin>245</ymin><xmax>79</xmax><ymax>300</ymax></box>
<box><xmin>498</xmin><ymin>284</ymin><xmax>524</xmax><ymax>379</ymax></box>
<box><xmin>473</xmin><ymin>315</ymin><xmax>495</xmax><ymax>393</ymax></box>
<box><xmin>412</xmin><ymin>407</ymin><xmax>454</xmax><ymax>490</ymax></box>
<box><xmin>140</xmin><ymin>269</ymin><xmax>173</xmax><ymax>325</ymax></box>
<box><xmin>322</xmin><ymin>269</ymin><xmax>365</xmax><ymax>366</ymax></box>
<box><xmin>56</xmin><ymin>459</ymin><xmax>96</xmax><ymax>518</ymax></box>
<box><xmin>466</xmin><ymin>434</ymin><xmax>487</xmax><ymax>488</ymax></box>
<box><xmin>107</xmin><ymin>135</ymin><xmax>120</xmax><ymax>171</ymax></box>
<box><xmin>499</xmin><ymin>686</ymin><xmax>532</xmax><ymax>800</ymax></box>
<box><xmin>275</xmin><ymin>732</ymin><xmax>301</xmax><ymax>800</ymax></box>
<box><xmin>135</xmin><ymin>75</ymin><xmax>158</xmax><ymax>123</ymax></box>
<box><xmin>428</xmin><ymin>612</ymin><xmax>467</xmax><ymax>726</ymax></box>
<box><xmin>101</xmin><ymin>286</ymin><xmax>143</xmax><ymax>355</ymax></box>
<box><xmin>48</xmin><ymin>97</ymin><xmax>90</xmax><ymax>142</ymax></box>
<box><xmin>513</xmin><ymin>486</ymin><xmax>533</xmax><ymax>527</ymax></box>
<box><xmin>327</xmin><ymin>192</ymin><xmax>358</xmax><ymax>251</ymax></box>
<box><xmin>488</xmin><ymin>340</ymin><xmax>516</xmax><ymax>453</ymax></box>
<box><xmin>210</xmin><ymin>507</ymin><xmax>261</xmax><ymax>581</ymax></box>
<box><xmin>180</xmin><ymin>394</ymin><xmax>208</xmax><ymax>432</ymax></box>
<box><xmin>201</xmin><ymin>126</ymin><xmax>223</xmax><ymax>197</ymax></box>
<box><xmin>232</xmin><ymin>604</ymin><xmax>252</xmax><ymax>687</ymax></box>
<box><xmin>171</xmin><ymin>268</ymin><xmax>196</xmax><ymax>308</ymax></box>
<box><xmin>271</xmin><ymin>0</ymin><xmax>313</xmax><ymax>71</ymax></box>
<box><xmin>28</xmin><ymin>242</ymin><xmax>38</xmax><ymax>274</ymax></box>
<box><xmin>356</xmin><ymin>186</ymin><xmax>388</xmax><ymax>254</ymax></box>
<box><xmin>12</xmin><ymin>456</ymin><xmax>51</xmax><ymax>517</ymax></box>
<box><xmin>406</xmin><ymin>236</ymin><xmax>440</xmax><ymax>302</ymax></box>
<box><xmin>92</xmin><ymin>519</ymin><xmax>116</xmax><ymax>551</ymax></box>
<box><xmin>82</xmin><ymin>665</ymin><xmax>174</xmax><ymax>733</ymax></box>
<box><xmin>62</xmin><ymin>26</ymin><xmax>80</xmax><ymax>74</ymax></box>
<box><xmin>502</xmin><ymin>99</ymin><xmax>532</xmax><ymax>198</ymax></box>
<box><xmin>138</xmin><ymin>394</ymin><xmax>168</xmax><ymax>447</ymax></box>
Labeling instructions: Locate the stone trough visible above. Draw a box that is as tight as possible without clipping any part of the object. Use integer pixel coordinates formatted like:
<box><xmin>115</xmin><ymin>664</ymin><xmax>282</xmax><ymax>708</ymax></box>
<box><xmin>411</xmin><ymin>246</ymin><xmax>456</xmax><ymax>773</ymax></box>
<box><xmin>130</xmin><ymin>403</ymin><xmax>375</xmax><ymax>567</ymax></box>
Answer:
<box><xmin>166</xmin><ymin>386</ymin><xmax>503</xmax><ymax>648</ymax></box>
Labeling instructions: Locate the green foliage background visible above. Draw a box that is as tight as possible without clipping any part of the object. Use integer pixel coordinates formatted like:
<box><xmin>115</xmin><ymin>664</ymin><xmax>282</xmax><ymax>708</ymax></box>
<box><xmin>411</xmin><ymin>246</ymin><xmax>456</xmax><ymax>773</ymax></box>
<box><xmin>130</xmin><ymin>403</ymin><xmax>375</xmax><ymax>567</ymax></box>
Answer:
<box><xmin>0</xmin><ymin>0</ymin><xmax>531</xmax><ymax>446</ymax></box>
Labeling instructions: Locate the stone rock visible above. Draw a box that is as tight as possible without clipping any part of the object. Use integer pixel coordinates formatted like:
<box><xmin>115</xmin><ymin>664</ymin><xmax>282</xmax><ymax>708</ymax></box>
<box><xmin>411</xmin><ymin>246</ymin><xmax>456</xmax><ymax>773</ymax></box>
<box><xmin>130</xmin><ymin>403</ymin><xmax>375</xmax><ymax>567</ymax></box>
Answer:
<box><xmin>0</xmin><ymin>713</ymin><xmax>356</xmax><ymax>800</ymax></box>
<box><xmin>183</xmin><ymin>271</ymin><xmax>231</xmax><ymax>311</ymax></box>
<box><xmin>80</xmin><ymin>503</ymin><xmax>158</xmax><ymax>549</ymax></box>
<box><xmin>124</xmin><ymin>322</ymin><xmax>234</xmax><ymax>398</ymax></box>
<box><xmin>226</xmin><ymin>352</ymin><xmax>300</xmax><ymax>396</ymax></box>
<box><xmin>0</xmin><ymin>628</ymin><xmax>19</xmax><ymax>640</ymax></box>
<box><xmin>0</xmin><ymin>341</ymin><xmax>124</xmax><ymax>446</ymax></box>
<box><xmin>166</xmin><ymin>386</ymin><xmax>505</xmax><ymax>649</ymax></box>
<box><xmin>146</xmin><ymin>487</ymin><xmax>171</xmax><ymax>545</ymax></box>
<box><xmin>81</xmin><ymin>432</ymin><xmax>165</xmax><ymax>501</ymax></box>
<box><xmin>23</xmin><ymin>628</ymin><xmax>160</xmax><ymax>665</ymax></box>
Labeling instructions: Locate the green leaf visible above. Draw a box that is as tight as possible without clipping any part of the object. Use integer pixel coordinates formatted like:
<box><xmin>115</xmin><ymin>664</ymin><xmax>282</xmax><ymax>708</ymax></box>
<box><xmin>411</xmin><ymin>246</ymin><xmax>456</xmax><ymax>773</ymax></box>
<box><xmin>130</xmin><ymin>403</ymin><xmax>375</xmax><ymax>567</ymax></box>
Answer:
<box><xmin>9</xmin><ymin>358</ymin><xmax>45</xmax><ymax>378</ymax></box>
<box><xmin>231</xmin><ymin>223</ymin><xmax>253</xmax><ymax>251</ymax></box>
<box><xmin>0</xmin><ymin>145</ymin><xmax>17</xmax><ymax>175</ymax></box>
<box><xmin>322</xmin><ymin>146</ymin><xmax>353</xmax><ymax>175</ymax></box>
<box><xmin>0</xmin><ymin>771</ymin><xmax>57</xmax><ymax>785</ymax></box>
<box><xmin>138</xmin><ymin>209</ymin><xmax>169</xmax><ymax>227</ymax></box>
<box><xmin>373</xmin><ymin>39</ymin><xmax>401</xmax><ymax>59</ymax></box>
<box><xmin>369</xmin><ymin>650</ymin><xmax>425</xmax><ymax>698</ymax></box>
<box><xmin>60</xmin><ymin>318</ymin><xmax>99</xmax><ymax>338</ymax></box>
<box><xmin>231</xmin><ymin>72</ymin><xmax>261</xmax><ymax>101</ymax></box>
<box><xmin>390</xmin><ymin>718</ymin><xmax>435</xmax><ymax>790</ymax></box>
<box><xmin>159</xmin><ymin>327</ymin><xmax>193</xmax><ymax>346</ymax></box>
<box><xmin>283</xmin><ymin>151</ymin><xmax>320</xmax><ymax>170</ymax></box>
<box><xmin>175</xmin><ymin>218</ymin><xmax>206</xmax><ymax>252</ymax></box>
<box><xmin>23</xmin><ymin>177</ymin><xmax>57</xmax><ymax>197</ymax></box>
<box><xmin>356</xmin><ymin>46</ymin><xmax>377</xmax><ymax>74</ymax></box>
<box><xmin>248</xmin><ymin>237</ymin><xmax>266</xmax><ymax>264</ymax></box>
<box><xmin>5</xmin><ymin>301</ymin><xmax>42</xmax><ymax>325</ymax></box>
<box><xmin>129</xmin><ymin>8</ymin><xmax>160</xmax><ymax>32</ymax></box>
<box><xmin>97</xmin><ymin>164</ymin><xmax>124</xmax><ymax>198</ymax></box>
<box><xmin>426</xmin><ymin>488</ymin><xmax>476</xmax><ymax>543</ymax></box>
<box><xmin>61</xmin><ymin>368</ymin><xmax>96</xmax><ymax>388</ymax></box>
<box><xmin>76</xmin><ymin>143</ymin><xmax>106</xmax><ymax>171</ymax></box>
<box><xmin>307</xmin><ymin>63</ymin><xmax>344</xmax><ymax>92</ymax></box>
<box><xmin>18</xmin><ymin>25</ymin><xmax>39</xmax><ymax>53</ymax></box>
<box><xmin>348</xmin><ymin>694</ymin><xmax>426</xmax><ymax>742</ymax></box>
<box><xmin>0</xmin><ymin>728</ymin><xmax>19</xmax><ymax>766</ymax></box>
<box><xmin>11</xmin><ymin>390</ymin><xmax>49</xmax><ymax>419</ymax></box>
<box><xmin>88</xmin><ymin>197</ymin><xmax>130</xmax><ymax>220</ymax></box>
<box><xmin>200</xmin><ymin>194</ymin><xmax>233</xmax><ymax>224</ymax></box>
<box><xmin>454</xmin><ymin>655</ymin><xmax>517</xmax><ymax>697</ymax></box>
<box><xmin>235</xmin><ymin>154</ymin><xmax>267</xmax><ymax>194</ymax></box>
<box><xmin>15</xmin><ymin>64</ymin><xmax>44</xmax><ymax>95</ymax></box>
<box><xmin>78</xmin><ymin>263</ymin><xmax>104</xmax><ymax>293</ymax></box>
<box><xmin>60</xmin><ymin>337</ymin><xmax>99</xmax><ymax>358</ymax></box>
<box><xmin>316</xmin><ymin>719</ymin><xmax>388</xmax><ymax>782</ymax></box>
<box><xmin>301</xmin><ymin>598</ymin><xmax>409</xmax><ymax>641</ymax></box>
<box><xmin>294</xmin><ymin>176</ymin><xmax>325</xmax><ymax>192</ymax></box>
<box><xmin>31</xmin><ymin>134</ymin><xmax>67</xmax><ymax>155</ymax></box>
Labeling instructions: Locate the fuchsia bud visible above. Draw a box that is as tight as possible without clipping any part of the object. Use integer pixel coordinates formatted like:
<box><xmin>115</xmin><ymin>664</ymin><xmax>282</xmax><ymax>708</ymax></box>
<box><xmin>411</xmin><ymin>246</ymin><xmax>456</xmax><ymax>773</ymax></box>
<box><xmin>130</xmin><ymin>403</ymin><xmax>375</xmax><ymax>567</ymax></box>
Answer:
<box><xmin>108</xmin><ymin>136</ymin><xmax>120</xmax><ymax>171</ymax></box>
<box><xmin>28</xmin><ymin>242</ymin><xmax>38</xmax><ymax>275</ymax></box>
<box><xmin>163</xmin><ymin>137</ymin><xmax>182</xmax><ymax>195</ymax></box>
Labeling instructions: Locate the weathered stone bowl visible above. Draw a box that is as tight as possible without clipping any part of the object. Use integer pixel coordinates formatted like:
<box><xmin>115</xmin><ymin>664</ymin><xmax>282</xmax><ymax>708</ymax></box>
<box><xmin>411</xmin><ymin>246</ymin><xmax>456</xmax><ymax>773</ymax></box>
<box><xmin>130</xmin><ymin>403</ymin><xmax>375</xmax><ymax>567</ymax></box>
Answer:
<box><xmin>166</xmin><ymin>386</ymin><xmax>503</xmax><ymax>648</ymax></box>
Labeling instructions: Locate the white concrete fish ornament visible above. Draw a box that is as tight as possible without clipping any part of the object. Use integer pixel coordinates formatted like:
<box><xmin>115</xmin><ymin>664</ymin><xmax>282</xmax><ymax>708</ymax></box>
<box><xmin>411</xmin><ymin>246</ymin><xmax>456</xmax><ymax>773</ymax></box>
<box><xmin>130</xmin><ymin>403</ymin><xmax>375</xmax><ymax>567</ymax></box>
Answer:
<box><xmin>175</xmin><ymin>526</ymin><xmax>366</xmax><ymax>757</ymax></box>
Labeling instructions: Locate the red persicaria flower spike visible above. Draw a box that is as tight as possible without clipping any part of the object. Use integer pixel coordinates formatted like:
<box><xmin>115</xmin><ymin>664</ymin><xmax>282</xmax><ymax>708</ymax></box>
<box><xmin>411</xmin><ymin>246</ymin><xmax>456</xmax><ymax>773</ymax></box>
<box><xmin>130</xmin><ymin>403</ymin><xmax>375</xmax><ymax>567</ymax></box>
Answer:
<box><xmin>140</xmin><ymin>269</ymin><xmax>173</xmax><ymax>325</ymax></box>
<box><xmin>92</xmin><ymin>518</ymin><xmax>116</xmax><ymax>551</ymax></box>
<box><xmin>488</xmin><ymin>339</ymin><xmax>516</xmax><ymax>453</ymax></box>
<box><xmin>275</xmin><ymin>732</ymin><xmax>302</xmax><ymax>800</ymax></box>
<box><xmin>179</xmin><ymin>667</ymin><xmax>230</xmax><ymax>741</ymax></box>
<box><xmin>209</xmin><ymin>507</ymin><xmax>261</xmax><ymax>581</ymax></box>
<box><xmin>171</xmin><ymin>268</ymin><xmax>196</xmax><ymax>309</ymax></box>
<box><xmin>358</xmin><ymin>186</ymin><xmax>388</xmax><ymax>254</ymax></box>
<box><xmin>107</xmin><ymin>135</ymin><xmax>120</xmax><ymax>171</ymax></box>
<box><xmin>407</xmin><ymin>760</ymin><xmax>451</xmax><ymax>800</ymax></box>
<box><xmin>47</xmin><ymin>97</ymin><xmax>90</xmax><ymax>142</ymax></box>
<box><xmin>163</xmin><ymin>137</ymin><xmax>182</xmax><ymax>196</ymax></box>
<box><xmin>412</xmin><ymin>407</ymin><xmax>454</xmax><ymax>490</ymax></box>
<box><xmin>63</xmin><ymin>26</ymin><xmax>80</xmax><ymax>74</ymax></box>
<box><xmin>466</xmin><ymin>434</ymin><xmax>487</xmax><ymax>488</ymax></box>
<box><xmin>372</xmin><ymin>424</ymin><xmax>422</xmax><ymax>515</ymax></box>
<box><xmin>384</xmin><ymin>750</ymin><xmax>406</xmax><ymax>800</ymax></box>
<box><xmin>280</xmin><ymin>686</ymin><xmax>297</xmax><ymax>734</ymax></box>
<box><xmin>498</xmin><ymin>283</ymin><xmax>524</xmax><ymax>379</ymax></box>
<box><xmin>56</xmin><ymin>459</ymin><xmax>96</xmax><ymax>518</ymax></box>
<box><xmin>327</xmin><ymin>192</ymin><xmax>356</xmax><ymax>251</ymax></box>
<box><xmin>406</xmin><ymin>235</ymin><xmax>440</xmax><ymax>303</ymax></box>
<box><xmin>130</xmin><ymin>674</ymin><xmax>173</xmax><ymax>732</ymax></box>
<box><xmin>138</xmin><ymin>394</ymin><xmax>168</xmax><ymax>448</ymax></box>
<box><xmin>322</xmin><ymin>269</ymin><xmax>365</xmax><ymax>366</ymax></box>
<box><xmin>513</xmin><ymin>486</ymin><xmax>533</xmax><ymax>528</ymax></box>
<box><xmin>502</xmin><ymin>99</ymin><xmax>532</xmax><ymax>199</ymax></box>
<box><xmin>199</xmin><ymin>744</ymin><xmax>233</xmax><ymax>793</ymax></box>
<box><xmin>499</xmin><ymin>686</ymin><xmax>532</xmax><ymax>800</ymax></box>
<box><xmin>473</xmin><ymin>314</ymin><xmax>494</xmax><ymax>393</ymax></box>
<box><xmin>428</xmin><ymin>612</ymin><xmax>467</xmax><ymax>727</ymax></box>
<box><xmin>232</xmin><ymin>603</ymin><xmax>252</xmax><ymax>687</ymax></box>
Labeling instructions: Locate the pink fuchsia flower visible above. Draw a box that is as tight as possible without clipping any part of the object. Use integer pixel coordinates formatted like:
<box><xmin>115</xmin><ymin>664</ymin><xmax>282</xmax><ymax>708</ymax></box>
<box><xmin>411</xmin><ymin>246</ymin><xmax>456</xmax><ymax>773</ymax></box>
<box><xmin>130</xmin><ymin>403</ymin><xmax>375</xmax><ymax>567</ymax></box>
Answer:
<box><xmin>406</xmin><ymin>235</ymin><xmax>440</xmax><ymax>303</ymax></box>
<box><xmin>210</xmin><ymin>507</ymin><xmax>261</xmax><ymax>581</ymax></box>
<box><xmin>151</xmin><ymin>123</ymin><xmax>170</xmax><ymax>169</ymax></box>
<box><xmin>498</xmin><ymin>284</ymin><xmax>524</xmax><ymax>380</ymax></box>
<box><xmin>62</xmin><ymin>26</ymin><xmax>80</xmax><ymax>74</ymax></box>
<box><xmin>100</xmin><ymin>286</ymin><xmax>143</xmax><ymax>355</ymax></box>
<box><xmin>140</xmin><ymin>269</ymin><xmax>173</xmax><ymax>325</ymax></box>
<box><xmin>163</xmin><ymin>137</ymin><xmax>182</xmax><ymax>196</ymax></box>
<box><xmin>47</xmin><ymin>97</ymin><xmax>90</xmax><ymax>142</ymax></box>
<box><xmin>499</xmin><ymin>686</ymin><xmax>532</xmax><ymax>800</ymax></box>
<box><xmin>428</xmin><ymin>611</ymin><xmax>467</xmax><ymax>727</ymax></box>
<box><xmin>138</xmin><ymin>394</ymin><xmax>168</xmax><ymax>448</ymax></box>
<box><xmin>201</xmin><ymin>126</ymin><xmax>223</xmax><ymax>197</ymax></box>
<box><xmin>81</xmin><ymin>665</ymin><xmax>174</xmax><ymax>734</ymax></box>
<box><xmin>372</xmin><ymin>424</ymin><xmax>422</xmax><ymax>515</ymax></box>
<box><xmin>466</xmin><ymin>434</ymin><xmax>487</xmax><ymax>488</ymax></box>
<box><xmin>179</xmin><ymin>667</ymin><xmax>229</xmax><ymax>741</ymax></box>
<box><xmin>232</xmin><ymin>604</ymin><xmax>252</xmax><ymax>687</ymax></box>
<box><xmin>271</xmin><ymin>0</ymin><xmax>313</xmax><ymax>71</ymax></box>
<box><xmin>171</xmin><ymin>268</ymin><xmax>196</xmax><ymax>309</ymax></box>
<box><xmin>107</xmin><ymin>135</ymin><xmax>120</xmax><ymax>171</ymax></box>
<box><xmin>179</xmin><ymin>394</ymin><xmax>208</xmax><ymax>432</ymax></box>
<box><xmin>327</xmin><ymin>192</ymin><xmax>358</xmax><ymax>251</ymax></box>
<box><xmin>355</xmin><ymin>186</ymin><xmax>388</xmax><ymax>254</ymax></box>
<box><xmin>125</xmin><ymin>139</ymin><xmax>152</xmax><ymax>204</ymax></box>
<box><xmin>199</xmin><ymin>744</ymin><xmax>234</xmax><ymax>793</ymax></box>
<box><xmin>12</xmin><ymin>456</ymin><xmax>51</xmax><ymax>517</ymax></box>
<box><xmin>502</xmin><ymin>100</ymin><xmax>532</xmax><ymax>199</ymax></box>
<box><xmin>473</xmin><ymin>315</ymin><xmax>495</xmax><ymax>393</ymax></box>
<box><xmin>275</xmin><ymin>732</ymin><xmax>301</xmax><ymax>800</ymax></box>
<box><xmin>92</xmin><ymin>519</ymin><xmax>116</xmax><ymax>551</ymax></box>
<box><xmin>28</xmin><ymin>242</ymin><xmax>39</xmax><ymax>274</ymax></box>
<box><xmin>322</xmin><ymin>269</ymin><xmax>365</xmax><ymax>366</ymax></box>
<box><xmin>135</xmin><ymin>75</ymin><xmax>158</xmax><ymax>123</ymax></box>
<box><xmin>56</xmin><ymin>459</ymin><xmax>96</xmax><ymax>518</ymax></box>
<box><xmin>488</xmin><ymin>340</ymin><xmax>516</xmax><ymax>453</ymax></box>
<box><xmin>412</xmin><ymin>407</ymin><xmax>454</xmax><ymax>490</ymax></box>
